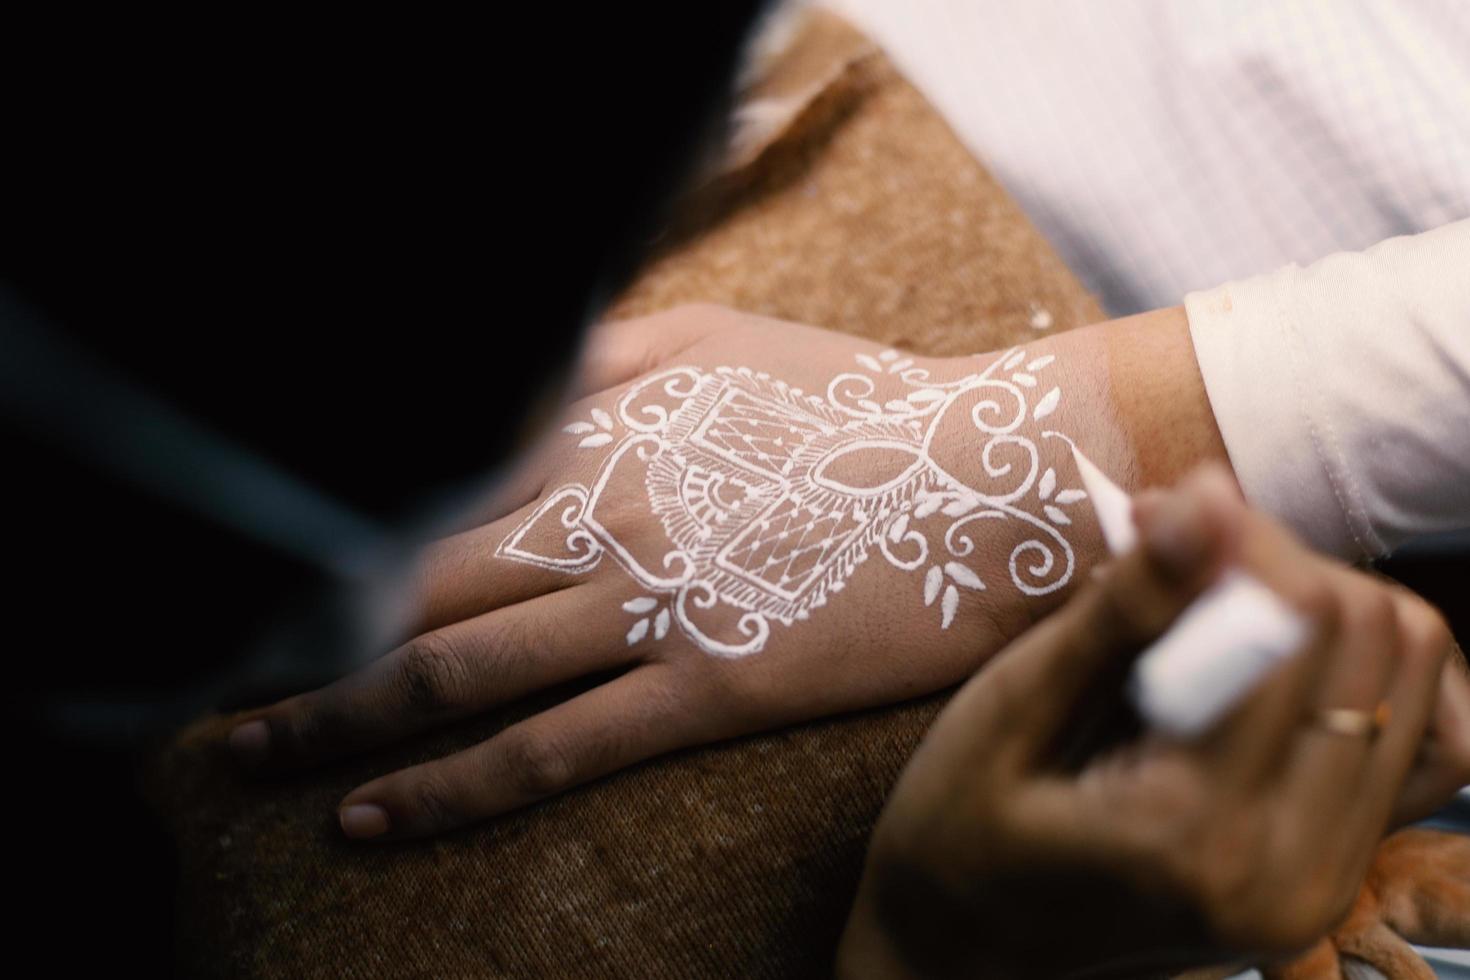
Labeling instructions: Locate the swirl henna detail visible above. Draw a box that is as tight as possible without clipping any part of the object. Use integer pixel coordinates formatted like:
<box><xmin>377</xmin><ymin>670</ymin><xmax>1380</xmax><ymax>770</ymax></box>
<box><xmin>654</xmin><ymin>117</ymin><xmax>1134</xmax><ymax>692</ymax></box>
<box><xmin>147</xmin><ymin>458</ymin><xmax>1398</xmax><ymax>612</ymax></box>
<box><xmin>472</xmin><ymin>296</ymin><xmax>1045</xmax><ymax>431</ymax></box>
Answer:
<box><xmin>495</xmin><ymin>348</ymin><xmax>1089</xmax><ymax>657</ymax></box>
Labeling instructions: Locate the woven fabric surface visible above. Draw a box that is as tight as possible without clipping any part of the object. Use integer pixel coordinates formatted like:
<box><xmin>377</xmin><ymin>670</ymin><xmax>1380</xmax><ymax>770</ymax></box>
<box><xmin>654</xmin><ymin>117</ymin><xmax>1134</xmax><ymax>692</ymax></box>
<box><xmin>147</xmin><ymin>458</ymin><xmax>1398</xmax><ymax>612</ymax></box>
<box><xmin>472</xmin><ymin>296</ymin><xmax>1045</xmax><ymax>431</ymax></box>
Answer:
<box><xmin>144</xmin><ymin>12</ymin><xmax>1105</xmax><ymax>978</ymax></box>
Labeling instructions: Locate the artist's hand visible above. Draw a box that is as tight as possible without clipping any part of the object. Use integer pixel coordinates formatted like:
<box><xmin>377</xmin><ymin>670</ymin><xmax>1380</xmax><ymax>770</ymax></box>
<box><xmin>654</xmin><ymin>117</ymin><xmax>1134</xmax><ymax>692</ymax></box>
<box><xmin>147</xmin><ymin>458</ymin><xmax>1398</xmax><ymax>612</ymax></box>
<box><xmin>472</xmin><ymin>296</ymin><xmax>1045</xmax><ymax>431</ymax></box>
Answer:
<box><xmin>230</xmin><ymin>304</ymin><xmax>1133</xmax><ymax>838</ymax></box>
<box><xmin>837</xmin><ymin>467</ymin><xmax>1467</xmax><ymax>980</ymax></box>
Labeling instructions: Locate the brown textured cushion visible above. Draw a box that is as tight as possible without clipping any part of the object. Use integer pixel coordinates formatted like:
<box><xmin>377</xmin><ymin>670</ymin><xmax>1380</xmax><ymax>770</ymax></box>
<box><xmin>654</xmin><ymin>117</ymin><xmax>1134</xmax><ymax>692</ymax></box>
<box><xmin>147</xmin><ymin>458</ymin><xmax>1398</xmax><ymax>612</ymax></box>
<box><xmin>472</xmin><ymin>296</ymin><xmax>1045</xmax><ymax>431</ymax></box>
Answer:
<box><xmin>144</xmin><ymin>12</ymin><xmax>1104</xmax><ymax>978</ymax></box>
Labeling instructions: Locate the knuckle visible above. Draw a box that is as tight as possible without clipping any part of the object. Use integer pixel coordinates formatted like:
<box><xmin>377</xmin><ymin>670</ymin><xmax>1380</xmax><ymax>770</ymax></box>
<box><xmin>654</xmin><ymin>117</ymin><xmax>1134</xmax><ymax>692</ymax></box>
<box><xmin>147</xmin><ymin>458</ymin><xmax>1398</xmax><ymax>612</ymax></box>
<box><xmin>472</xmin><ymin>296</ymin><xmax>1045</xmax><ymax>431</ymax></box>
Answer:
<box><xmin>274</xmin><ymin>696</ymin><xmax>326</xmax><ymax>757</ymax></box>
<box><xmin>1396</xmin><ymin>597</ymin><xmax>1451</xmax><ymax>666</ymax></box>
<box><xmin>407</xmin><ymin>775</ymin><xmax>457</xmax><ymax>828</ymax></box>
<box><xmin>1369</xmin><ymin>584</ymin><xmax>1400</xmax><ymax>632</ymax></box>
<box><xmin>1348</xmin><ymin>580</ymin><xmax>1396</xmax><ymax>637</ymax></box>
<box><xmin>395</xmin><ymin>633</ymin><xmax>470</xmax><ymax>714</ymax></box>
<box><xmin>481</xmin><ymin>615</ymin><xmax>535</xmax><ymax>676</ymax></box>
<box><xmin>499</xmin><ymin>728</ymin><xmax>577</xmax><ymax>800</ymax></box>
<box><xmin>1328</xmin><ymin>574</ymin><xmax>1387</xmax><ymax>639</ymax></box>
<box><xmin>1291</xmin><ymin>576</ymin><xmax>1339</xmax><ymax>629</ymax></box>
<box><xmin>681</xmin><ymin>659</ymin><xmax>760</xmax><ymax>728</ymax></box>
<box><xmin>1156</xmin><ymin>773</ymin><xmax>1213</xmax><ymax>836</ymax></box>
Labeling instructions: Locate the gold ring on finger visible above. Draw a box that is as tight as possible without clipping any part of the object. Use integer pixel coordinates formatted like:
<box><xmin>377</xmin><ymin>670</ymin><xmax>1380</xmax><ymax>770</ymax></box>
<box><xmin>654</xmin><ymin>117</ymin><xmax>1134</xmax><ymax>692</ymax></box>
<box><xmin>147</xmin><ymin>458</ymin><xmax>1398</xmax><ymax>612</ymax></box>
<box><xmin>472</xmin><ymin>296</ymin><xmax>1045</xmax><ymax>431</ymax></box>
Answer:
<box><xmin>1311</xmin><ymin>702</ymin><xmax>1391</xmax><ymax>738</ymax></box>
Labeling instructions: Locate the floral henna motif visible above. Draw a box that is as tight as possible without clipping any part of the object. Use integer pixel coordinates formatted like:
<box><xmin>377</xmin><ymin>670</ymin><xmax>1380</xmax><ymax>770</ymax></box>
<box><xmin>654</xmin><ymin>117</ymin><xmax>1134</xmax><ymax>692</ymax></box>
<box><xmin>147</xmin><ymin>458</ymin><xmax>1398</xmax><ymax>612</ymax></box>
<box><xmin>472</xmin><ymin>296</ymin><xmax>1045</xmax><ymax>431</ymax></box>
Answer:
<box><xmin>496</xmin><ymin>349</ymin><xmax>1088</xmax><ymax>657</ymax></box>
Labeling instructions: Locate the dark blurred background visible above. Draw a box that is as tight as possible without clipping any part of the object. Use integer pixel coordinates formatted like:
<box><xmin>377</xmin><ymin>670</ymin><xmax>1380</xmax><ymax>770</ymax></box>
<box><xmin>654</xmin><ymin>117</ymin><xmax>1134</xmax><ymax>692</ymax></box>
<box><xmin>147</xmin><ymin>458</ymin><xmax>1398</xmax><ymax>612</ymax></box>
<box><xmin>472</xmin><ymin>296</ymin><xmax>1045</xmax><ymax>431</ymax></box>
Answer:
<box><xmin>1</xmin><ymin>4</ymin><xmax>765</xmax><ymax>972</ymax></box>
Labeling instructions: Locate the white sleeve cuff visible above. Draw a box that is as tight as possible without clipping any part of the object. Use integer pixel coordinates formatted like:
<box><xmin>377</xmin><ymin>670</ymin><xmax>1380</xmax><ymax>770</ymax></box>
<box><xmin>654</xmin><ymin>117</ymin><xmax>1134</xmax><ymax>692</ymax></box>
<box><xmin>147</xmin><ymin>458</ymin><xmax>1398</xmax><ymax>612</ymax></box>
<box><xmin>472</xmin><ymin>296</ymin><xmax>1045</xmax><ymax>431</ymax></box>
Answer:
<box><xmin>1185</xmin><ymin>220</ymin><xmax>1470</xmax><ymax>561</ymax></box>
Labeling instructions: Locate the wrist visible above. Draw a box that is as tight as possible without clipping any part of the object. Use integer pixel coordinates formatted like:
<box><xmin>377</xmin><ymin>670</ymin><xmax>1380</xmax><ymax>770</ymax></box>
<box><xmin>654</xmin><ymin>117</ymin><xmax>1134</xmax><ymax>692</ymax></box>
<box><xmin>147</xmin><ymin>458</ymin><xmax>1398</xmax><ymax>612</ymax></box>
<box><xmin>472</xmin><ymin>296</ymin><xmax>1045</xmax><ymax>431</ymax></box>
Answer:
<box><xmin>1094</xmin><ymin>304</ymin><xmax>1233</xmax><ymax>491</ymax></box>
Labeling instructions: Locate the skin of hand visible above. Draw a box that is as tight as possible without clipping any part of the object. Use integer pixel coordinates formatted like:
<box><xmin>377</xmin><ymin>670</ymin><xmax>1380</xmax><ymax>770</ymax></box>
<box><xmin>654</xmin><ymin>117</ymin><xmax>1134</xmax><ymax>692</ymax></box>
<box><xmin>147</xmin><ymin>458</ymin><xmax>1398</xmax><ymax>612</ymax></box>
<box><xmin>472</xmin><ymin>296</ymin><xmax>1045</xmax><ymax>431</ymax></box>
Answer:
<box><xmin>223</xmin><ymin>303</ymin><xmax>1465</xmax><ymax>844</ymax></box>
<box><xmin>1373</xmin><ymin>613</ymin><xmax>1470</xmax><ymax>827</ymax></box>
<box><xmin>835</xmin><ymin>466</ymin><xmax>1469</xmax><ymax>980</ymax></box>
<box><xmin>228</xmin><ymin>304</ymin><xmax>1177</xmax><ymax>839</ymax></box>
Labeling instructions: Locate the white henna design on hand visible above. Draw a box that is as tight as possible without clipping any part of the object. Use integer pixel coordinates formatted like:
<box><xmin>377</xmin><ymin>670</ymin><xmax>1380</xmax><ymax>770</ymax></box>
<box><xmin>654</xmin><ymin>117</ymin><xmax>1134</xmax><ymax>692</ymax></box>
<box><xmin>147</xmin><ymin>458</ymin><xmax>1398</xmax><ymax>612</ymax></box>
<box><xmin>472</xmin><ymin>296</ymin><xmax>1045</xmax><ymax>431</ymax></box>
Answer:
<box><xmin>496</xmin><ymin>349</ymin><xmax>1088</xmax><ymax>657</ymax></box>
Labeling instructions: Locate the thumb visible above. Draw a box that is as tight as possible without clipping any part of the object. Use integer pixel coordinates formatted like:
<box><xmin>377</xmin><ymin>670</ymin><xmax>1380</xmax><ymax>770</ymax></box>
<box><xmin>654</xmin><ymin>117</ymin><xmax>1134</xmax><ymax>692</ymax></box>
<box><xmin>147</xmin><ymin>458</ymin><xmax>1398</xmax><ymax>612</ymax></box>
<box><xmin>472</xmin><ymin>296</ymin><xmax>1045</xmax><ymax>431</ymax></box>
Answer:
<box><xmin>996</xmin><ymin>463</ymin><xmax>1246</xmax><ymax>758</ymax></box>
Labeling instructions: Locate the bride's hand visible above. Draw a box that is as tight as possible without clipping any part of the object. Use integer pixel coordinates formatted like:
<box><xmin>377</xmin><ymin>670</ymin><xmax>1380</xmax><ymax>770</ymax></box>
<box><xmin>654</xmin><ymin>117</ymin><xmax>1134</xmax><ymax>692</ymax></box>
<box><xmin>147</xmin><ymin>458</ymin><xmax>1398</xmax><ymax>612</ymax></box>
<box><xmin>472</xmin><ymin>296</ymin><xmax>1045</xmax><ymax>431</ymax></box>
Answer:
<box><xmin>228</xmin><ymin>305</ymin><xmax>1191</xmax><ymax>839</ymax></box>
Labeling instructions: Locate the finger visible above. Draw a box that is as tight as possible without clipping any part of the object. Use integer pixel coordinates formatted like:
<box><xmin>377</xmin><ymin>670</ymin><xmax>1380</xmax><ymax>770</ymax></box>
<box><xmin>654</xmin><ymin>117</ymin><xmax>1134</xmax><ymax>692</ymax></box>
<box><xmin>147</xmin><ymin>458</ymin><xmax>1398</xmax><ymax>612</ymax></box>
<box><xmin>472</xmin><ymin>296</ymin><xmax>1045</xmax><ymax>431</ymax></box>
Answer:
<box><xmin>988</xmin><ymin>464</ymin><xmax>1245</xmax><ymax>758</ymax></box>
<box><xmin>1362</xmin><ymin>593</ymin><xmax>1453</xmax><ymax>834</ymax></box>
<box><xmin>1136</xmin><ymin>513</ymin><xmax>1375</xmax><ymax>806</ymax></box>
<box><xmin>1128</xmin><ymin>462</ymin><xmax>1246</xmax><ymax>577</ymax></box>
<box><xmin>1279</xmin><ymin>571</ymin><xmax>1399</xmax><ymax>841</ymax></box>
<box><xmin>412</xmin><ymin>494</ymin><xmax>592</xmax><ymax>633</ymax></box>
<box><xmin>1391</xmin><ymin>654</ymin><xmax>1470</xmax><ymax>827</ymax></box>
<box><xmin>232</xmin><ymin>583</ymin><xmax>632</xmax><ymax>772</ymax></box>
<box><xmin>1171</xmin><ymin>525</ymin><xmax>1345</xmax><ymax>787</ymax></box>
<box><xmin>569</xmin><ymin>304</ymin><xmax>735</xmax><ymax>399</ymax></box>
<box><xmin>1191</xmin><ymin>605</ymin><xmax>1336</xmax><ymax>791</ymax></box>
<box><xmin>337</xmin><ymin>665</ymin><xmax>693</xmax><ymax>839</ymax></box>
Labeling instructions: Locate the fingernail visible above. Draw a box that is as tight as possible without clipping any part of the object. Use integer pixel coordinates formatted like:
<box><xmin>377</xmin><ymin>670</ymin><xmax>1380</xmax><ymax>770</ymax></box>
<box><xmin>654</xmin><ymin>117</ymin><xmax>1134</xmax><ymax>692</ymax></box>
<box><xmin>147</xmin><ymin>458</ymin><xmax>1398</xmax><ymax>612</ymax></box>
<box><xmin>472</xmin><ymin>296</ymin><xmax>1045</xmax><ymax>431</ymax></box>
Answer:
<box><xmin>1138</xmin><ymin>487</ymin><xmax>1208</xmax><ymax>574</ymax></box>
<box><xmin>228</xmin><ymin>720</ymin><xmax>271</xmax><ymax>768</ymax></box>
<box><xmin>339</xmin><ymin>803</ymin><xmax>390</xmax><ymax>840</ymax></box>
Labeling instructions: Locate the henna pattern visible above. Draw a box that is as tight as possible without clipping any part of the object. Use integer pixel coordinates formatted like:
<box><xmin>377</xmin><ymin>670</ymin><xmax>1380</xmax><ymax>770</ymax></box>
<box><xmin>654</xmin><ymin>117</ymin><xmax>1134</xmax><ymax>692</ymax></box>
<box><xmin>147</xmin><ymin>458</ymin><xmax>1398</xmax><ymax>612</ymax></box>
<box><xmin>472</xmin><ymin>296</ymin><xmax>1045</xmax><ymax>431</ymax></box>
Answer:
<box><xmin>496</xmin><ymin>348</ymin><xmax>1088</xmax><ymax>657</ymax></box>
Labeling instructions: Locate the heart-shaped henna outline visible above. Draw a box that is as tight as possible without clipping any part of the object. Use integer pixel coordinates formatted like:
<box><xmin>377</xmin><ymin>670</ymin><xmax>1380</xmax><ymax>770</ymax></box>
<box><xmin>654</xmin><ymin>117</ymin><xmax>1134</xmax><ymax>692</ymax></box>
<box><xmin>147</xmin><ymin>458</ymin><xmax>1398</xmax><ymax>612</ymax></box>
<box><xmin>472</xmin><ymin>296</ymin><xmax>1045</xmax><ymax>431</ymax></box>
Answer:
<box><xmin>495</xmin><ymin>485</ymin><xmax>603</xmax><ymax>573</ymax></box>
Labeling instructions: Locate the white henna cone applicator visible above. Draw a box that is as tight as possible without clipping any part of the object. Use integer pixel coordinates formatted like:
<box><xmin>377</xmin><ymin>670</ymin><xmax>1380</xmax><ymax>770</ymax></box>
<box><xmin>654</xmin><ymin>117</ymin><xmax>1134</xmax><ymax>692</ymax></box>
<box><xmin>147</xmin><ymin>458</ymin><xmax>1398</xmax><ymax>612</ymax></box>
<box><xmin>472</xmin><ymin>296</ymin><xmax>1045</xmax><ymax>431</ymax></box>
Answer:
<box><xmin>1070</xmin><ymin>446</ymin><xmax>1310</xmax><ymax>738</ymax></box>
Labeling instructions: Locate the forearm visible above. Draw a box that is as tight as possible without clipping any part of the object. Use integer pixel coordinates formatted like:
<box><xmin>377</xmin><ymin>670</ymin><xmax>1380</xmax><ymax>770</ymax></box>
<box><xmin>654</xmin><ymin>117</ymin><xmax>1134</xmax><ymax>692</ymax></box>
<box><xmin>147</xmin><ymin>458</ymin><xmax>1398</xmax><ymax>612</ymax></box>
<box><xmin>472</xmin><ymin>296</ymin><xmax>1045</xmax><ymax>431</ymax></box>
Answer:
<box><xmin>871</xmin><ymin>303</ymin><xmax>1236</xmax><ymax>647</ymax></box>
<box><xmin>975</xmin><ymin>303</ymin><xmax>1233</xmax><ymax>500</ymax></box>
<box><xmin>1097</xmin><ymin>305</ymin><xmax>1233</xmax><ymax>491</ymax></box>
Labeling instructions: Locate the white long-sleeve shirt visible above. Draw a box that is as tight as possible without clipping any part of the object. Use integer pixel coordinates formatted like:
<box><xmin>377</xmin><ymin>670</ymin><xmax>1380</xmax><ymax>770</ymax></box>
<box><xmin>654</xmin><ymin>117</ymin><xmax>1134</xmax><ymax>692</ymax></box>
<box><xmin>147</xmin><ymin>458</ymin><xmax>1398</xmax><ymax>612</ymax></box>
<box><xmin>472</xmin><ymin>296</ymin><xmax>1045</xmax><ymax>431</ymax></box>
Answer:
<box><xmin>1186</xmin><ymin>219</ymin><xmax>1470</xmax><ymax>560</ymax></box>
<box><xmin>822</xmin><ymin>0</ymin><xmax>1470</xmax><ymax>558</ymax></box>
<box><xmin>825</xmin><ymin>0</ymin><xmax>1470</xmax><ymax>316</ymax></box>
